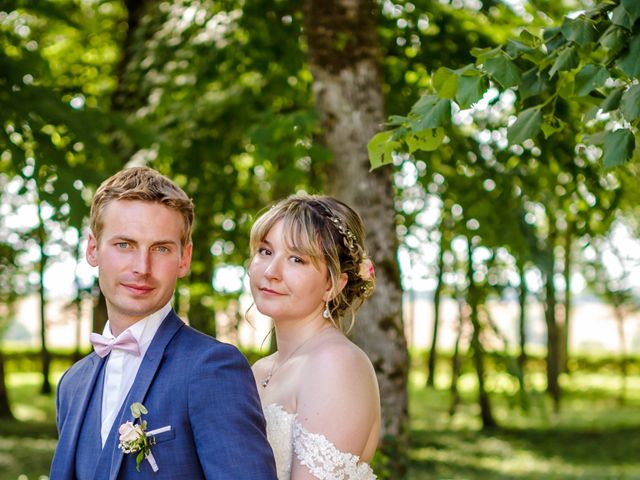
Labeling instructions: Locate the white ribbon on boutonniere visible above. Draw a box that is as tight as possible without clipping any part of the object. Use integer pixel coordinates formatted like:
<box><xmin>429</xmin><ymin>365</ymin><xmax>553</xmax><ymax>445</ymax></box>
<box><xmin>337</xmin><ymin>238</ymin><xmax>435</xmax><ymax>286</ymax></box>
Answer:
<box><xmin>118</xmin><ymin>402</ymin><xmax>161</xmax><ymax>473</ymax></box>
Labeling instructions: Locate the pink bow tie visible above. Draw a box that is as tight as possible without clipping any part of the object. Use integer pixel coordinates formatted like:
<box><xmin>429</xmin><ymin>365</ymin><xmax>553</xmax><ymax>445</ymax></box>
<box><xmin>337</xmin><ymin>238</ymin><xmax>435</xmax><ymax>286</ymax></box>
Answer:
<box><xmin>89</xmin><ymin>330</ymin><xmax>141</xmax><ymax>358</ymax></box>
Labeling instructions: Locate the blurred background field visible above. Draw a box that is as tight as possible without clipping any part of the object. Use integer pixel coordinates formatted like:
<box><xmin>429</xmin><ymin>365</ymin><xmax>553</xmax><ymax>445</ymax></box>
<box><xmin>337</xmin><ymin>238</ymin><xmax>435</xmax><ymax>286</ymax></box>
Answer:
<box><xmin>2</xmin><ymin>352</ymin><xmax>639</xmax><ymax>480</ymax></box>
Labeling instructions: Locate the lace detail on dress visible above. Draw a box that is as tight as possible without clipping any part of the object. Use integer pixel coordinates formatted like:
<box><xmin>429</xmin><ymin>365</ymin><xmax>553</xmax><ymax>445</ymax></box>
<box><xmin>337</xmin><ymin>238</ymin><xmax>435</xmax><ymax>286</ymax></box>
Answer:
<box><xmin>264</xmin><ymin>403</ymin><xmax>295</xmax><ymax>479</ymax></box>
<box><xmin>263</xmin><ymin>403</ymin><xmax>376</xmax><ymax>480</ymax></box>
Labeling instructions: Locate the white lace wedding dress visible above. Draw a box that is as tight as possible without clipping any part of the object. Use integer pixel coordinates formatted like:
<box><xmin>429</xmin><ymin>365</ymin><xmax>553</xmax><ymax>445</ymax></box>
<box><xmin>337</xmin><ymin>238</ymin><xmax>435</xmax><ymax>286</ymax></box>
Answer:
<box><xmin>263</xmin><ymin>403</ymin><xmax>377</xmax><ymax>480</ymax></box>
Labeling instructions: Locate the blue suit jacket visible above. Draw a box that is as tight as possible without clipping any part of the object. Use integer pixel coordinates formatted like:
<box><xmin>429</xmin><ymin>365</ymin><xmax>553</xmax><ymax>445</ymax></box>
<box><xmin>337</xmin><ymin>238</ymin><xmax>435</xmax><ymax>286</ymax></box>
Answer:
<box><xmin>50</xmin><ymin>310</ymin><xmax>277</xmax><ymax>479</ymax></box>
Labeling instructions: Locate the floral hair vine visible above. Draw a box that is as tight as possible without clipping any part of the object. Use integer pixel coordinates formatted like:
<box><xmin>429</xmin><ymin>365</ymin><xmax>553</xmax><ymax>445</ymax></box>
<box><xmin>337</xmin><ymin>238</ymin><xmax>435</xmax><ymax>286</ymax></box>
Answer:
<box><xmin>326</xmin><ymin>215</ymin><xmax>358</xmax><ymax>252</ymax></box>
<box><xmin>312</xmin><ymin>201</ymin><xmax>375</xmax><ymax>287</ymax></box>
<box><xmin>312</xmin><ymin>201</ymin><xmax>360</xmax><ymax>254</ymax></box>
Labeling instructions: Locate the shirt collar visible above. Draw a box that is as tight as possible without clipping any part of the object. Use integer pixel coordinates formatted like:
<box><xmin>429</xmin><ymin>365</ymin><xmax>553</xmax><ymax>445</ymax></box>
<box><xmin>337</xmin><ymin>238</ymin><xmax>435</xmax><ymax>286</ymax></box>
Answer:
<box><xmin>103</xmin><ymin>302</ymin><xmax>172</xmax><ymax>349</ymax></box>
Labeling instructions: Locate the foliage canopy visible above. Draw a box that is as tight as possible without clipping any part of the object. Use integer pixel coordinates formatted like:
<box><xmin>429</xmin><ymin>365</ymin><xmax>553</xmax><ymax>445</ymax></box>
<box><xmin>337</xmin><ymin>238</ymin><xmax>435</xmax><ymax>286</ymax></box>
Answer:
<box><xmin>370</xmin><ymin>0</ymin><xmax>640</xmax><ymax>169</ymax></box>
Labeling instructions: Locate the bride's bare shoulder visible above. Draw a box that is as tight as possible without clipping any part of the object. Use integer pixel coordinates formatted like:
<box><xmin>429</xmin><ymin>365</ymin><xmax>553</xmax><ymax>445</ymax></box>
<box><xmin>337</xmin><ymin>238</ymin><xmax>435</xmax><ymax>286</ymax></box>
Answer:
<box><xmin>294</xmin><ymin>329</ymin><xmax>380</xmax><ymax>460</ymax></box>
<box><xmin>303</xmin><ymin>330</ymin><xmax>377</xmax><ymax>389</ymax></box>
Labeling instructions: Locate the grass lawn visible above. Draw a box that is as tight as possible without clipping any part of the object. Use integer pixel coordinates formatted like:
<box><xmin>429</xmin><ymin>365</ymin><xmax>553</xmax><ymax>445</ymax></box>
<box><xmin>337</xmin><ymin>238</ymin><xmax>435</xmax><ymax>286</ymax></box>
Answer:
<box><xmin>1</xmin><ymin>367</ymin><xmax>639</xmax><ymax>479</ymax></box>
<box><xmin>408</xmin><ymin>370</ymin><xmax>640</xmax><ymax>479</ymax></box>
<box><xmin>0</xmin><ymin>372</ymin><xmax>60</xmax><ymax>480</ymax></box>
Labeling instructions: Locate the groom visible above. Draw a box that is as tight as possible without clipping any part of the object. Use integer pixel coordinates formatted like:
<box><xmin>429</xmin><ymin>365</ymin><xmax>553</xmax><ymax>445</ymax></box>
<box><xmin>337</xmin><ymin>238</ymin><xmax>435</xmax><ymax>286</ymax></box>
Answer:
<box><xmin>50</xmin><ymin>167</ymin><xmax>276</xmax><ymax>479</ymax></box>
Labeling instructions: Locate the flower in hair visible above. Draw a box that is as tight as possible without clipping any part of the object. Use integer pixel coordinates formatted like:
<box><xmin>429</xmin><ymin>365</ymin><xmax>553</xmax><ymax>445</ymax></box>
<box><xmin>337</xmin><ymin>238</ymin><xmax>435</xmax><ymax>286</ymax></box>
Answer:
<box><xmin>359</xmin><ymin>258</ymin><xmax>375</xmax><ymax>281</ymax></box>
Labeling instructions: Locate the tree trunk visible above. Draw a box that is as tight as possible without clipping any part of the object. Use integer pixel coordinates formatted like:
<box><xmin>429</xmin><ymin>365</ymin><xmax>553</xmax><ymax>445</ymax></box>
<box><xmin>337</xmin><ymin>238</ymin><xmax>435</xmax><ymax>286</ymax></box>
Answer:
<box><xmin>426</xmin><ymin>229</ymin><xmax>445</xmax><ymax>388</ymax></box>
<box><xmin>614</xmin><ymin>306</ymin><xmax>628</xmax><ymax>404</ymax></box>
<box><xmin>560</xmin><ymin>224</ymin><xmax>572</xmax><ymax>373</ymax></box>
<box><xmin>73</xmin><ymin>240</ymin><xmax>84</xmax><ymax>362</ymax></box>
<box><xmin>35</xmin><ymin>196</ymin><xmax>51</xmax><ymax>395</ymax></box>
<box><xmin>466</xmin><ymin>240</ymin><xmax>496</xmax><ymax>429</ymax></box>
<box><xmin>448</xmin><ymin>292</ymin><xmax>465</xmax><ymax>417</ymax></box>
<box><xmin>543</xmin><ymin>245</ymin><xmax>561</xmax><ymax>412</ymax></box>
<box><xmin>111</xmin><ymin>0</ymin><xmax>155</xmax><ymax>115</ymax></box>
<box><xmin>512</xmin><ymin>261</ymin><xmax>529</xmax><ymax>411</ymax></box>
<box><xmin>303</xmin><ymin>0</ymin><xmax>409</xmax><ymax>475</ymax></box>
<box><xmin>74</xmin><ymin>282</ymin><xmax>83</xmax><ymax>362</ymax></box>
<box><xmin>517</xmin><ymin>260</ymin><xmax>528</xmax><ymax>373</ymax></box>
<box><xmin>0</xmin><ymin>351</ymin><xmax>13</xmax><ymax>419</ymax></box>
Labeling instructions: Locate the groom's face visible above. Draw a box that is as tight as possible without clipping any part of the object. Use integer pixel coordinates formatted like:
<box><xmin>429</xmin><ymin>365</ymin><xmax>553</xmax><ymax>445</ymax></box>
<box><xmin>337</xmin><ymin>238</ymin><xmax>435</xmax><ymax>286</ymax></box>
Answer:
<box><xmin>86</xmin><ymin>199</ymin><xmax>192</xmax><ymax>333</ymax></box>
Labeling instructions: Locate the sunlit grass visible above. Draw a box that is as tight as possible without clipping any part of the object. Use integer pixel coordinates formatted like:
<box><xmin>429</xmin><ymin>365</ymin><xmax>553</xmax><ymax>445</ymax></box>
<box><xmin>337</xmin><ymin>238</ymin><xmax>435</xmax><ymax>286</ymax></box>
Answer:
<box><xmin>408</xmin><ymin>366</ymin><xmax>640</xmax><ymax>479</ymax></box>
<box><xmin>6</xmin><ymin>372</ymin><xmax>61</xmax><ymax>423</ymax></box>
<box><xmin>0</xmin><ymin>371</ymin><xmax>61</xmax><ymax>480</ymax></box>
<box><xmin>0</xmin><ymin>437</ymin><xmax>56</xmax><ymax>480</ymax></box>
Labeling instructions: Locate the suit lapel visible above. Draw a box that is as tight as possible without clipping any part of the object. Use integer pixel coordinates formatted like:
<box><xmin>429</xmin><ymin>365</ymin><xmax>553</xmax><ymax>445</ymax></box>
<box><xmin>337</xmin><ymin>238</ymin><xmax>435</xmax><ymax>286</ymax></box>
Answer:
<box><xmin>107</xmin><ymin>311</ymin><xmax>185</xmax><ymax>479</ymax></box>
<box><xmin>56</xmin><ymin>354</ymin><xmax>106</xmax><ymax>478</ymax></box>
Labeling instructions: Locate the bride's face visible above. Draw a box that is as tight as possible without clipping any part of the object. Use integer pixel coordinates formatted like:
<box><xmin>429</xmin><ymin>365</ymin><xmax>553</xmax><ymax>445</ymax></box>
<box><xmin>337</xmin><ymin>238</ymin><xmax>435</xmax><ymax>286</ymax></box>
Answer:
<box><xmin>249</xmin><ymin>220</ymin><xmax>332</xmax><ymax>323</ymax></box>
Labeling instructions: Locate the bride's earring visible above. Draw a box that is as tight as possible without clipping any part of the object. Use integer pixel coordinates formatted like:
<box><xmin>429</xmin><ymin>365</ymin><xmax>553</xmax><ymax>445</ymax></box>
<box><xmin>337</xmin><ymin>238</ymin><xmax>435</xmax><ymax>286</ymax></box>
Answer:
<box><xmin>322</xmin><ymin>303</ymin><xmax>330</xmax><ymax>319</ymax></box>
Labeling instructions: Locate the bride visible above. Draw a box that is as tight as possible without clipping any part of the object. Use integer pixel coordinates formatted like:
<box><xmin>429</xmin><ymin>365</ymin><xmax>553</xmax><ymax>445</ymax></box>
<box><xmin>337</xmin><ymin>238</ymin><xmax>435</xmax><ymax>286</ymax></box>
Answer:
<box><xmin>249</xmin><ymin>194</ymin><xmax>381</xmax><ymax>480</ymax></box>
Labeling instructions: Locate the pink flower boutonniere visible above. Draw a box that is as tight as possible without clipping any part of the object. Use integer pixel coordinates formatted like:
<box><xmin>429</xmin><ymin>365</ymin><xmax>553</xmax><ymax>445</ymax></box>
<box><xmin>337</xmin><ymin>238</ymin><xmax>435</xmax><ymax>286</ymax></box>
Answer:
<box><xmin>118</xmin><ymin>403</ymin><xmax>159</xmax><ymax>472</ymax></box>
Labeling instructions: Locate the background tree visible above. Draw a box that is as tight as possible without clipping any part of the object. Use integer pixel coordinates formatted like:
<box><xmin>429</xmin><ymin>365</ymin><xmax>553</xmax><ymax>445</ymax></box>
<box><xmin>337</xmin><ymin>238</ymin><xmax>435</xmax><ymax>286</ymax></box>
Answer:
<box><xmin>303</xmin><ymin>0</ymin><xmax>409</xmax><ymax>471</ymax></box>
<box><xmin>0</xmin><ymin>240</ymin><xmax>20</xmax><ymax>420</ymax></box>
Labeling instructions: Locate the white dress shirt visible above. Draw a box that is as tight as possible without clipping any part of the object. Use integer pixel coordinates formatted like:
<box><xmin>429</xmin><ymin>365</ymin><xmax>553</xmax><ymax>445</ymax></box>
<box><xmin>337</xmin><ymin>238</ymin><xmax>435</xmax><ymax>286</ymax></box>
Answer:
<box><xmin>99</xmin><ymin>303</ymin><xmax>171</xmax><ymax>446</ymax></box>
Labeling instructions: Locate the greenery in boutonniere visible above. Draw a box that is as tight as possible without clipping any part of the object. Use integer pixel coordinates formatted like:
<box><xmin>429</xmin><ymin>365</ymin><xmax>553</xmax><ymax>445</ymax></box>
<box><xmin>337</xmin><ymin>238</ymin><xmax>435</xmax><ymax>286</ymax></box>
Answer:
<box><xmin>118</xmin><ymin>403</ymin><xmax>155</xmax><ymax>472</ymax></box>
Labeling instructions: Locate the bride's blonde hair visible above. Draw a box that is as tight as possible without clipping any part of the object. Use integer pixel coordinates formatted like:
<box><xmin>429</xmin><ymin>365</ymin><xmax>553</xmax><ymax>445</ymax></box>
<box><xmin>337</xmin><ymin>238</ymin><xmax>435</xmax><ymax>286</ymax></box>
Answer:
<box><xmin>249</xmin><ymin>193</ymin><xmax>375</xmax><ymax>333</ymax></box>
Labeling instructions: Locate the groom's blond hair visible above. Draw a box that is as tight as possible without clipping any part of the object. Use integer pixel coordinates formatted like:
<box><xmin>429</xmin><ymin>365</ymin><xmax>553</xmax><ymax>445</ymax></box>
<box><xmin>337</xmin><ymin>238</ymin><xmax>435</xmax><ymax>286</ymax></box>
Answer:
<box><xmin>89</xmin><ymin>166</ymin><xmax>194</xmax><ymax>248</ymax></box>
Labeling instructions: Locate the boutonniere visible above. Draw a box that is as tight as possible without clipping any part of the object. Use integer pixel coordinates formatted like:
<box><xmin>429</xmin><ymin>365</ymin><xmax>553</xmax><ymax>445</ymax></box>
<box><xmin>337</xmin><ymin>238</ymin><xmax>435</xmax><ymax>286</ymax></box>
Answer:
<box><xmin>118</xmin><ymin>403</ymin><xmax>159</xmax><ymax>472</ymax></box>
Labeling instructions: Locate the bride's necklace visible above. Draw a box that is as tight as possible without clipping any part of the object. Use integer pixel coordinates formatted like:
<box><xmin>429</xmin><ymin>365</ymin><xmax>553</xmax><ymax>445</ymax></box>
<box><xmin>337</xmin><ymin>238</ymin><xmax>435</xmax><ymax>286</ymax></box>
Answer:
<box><xmin>262</xmin><ymin>327</ymin><xmax>328</xmax><ymax>388</ymax></box>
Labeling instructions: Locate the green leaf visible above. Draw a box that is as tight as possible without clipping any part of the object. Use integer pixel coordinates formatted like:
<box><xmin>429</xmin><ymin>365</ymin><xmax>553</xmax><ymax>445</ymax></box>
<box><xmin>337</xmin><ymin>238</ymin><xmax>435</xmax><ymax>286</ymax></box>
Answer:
<box><xmin>583</xmin><ymin>130</ymin><xmax>607</xmax><ymax>145</ymax></box>
<box><xmin>620</xmin><ymin>85</ymin><xmax>640</xmax><ymax>121</ymax></box>
<box><xmin>543</xmin><ymin>27</ymin><xmax>565</xmax><ymax>52</ymax></box>
<box><xmin>561</xmin><ymin>16</ymin><xmax>598</xmax><ymax>46</ymax></box>
<box><xmin>368</xmin><ymin>130</ymin><xmax>400</xmax><ymax>170</ymax></box>
<box><xmin>617</xmin><ymin>34</ymin><xmax>640</xmax><ymax>78</ymax></box>
<box><xmin>433</xmin><ymin>67</ymin><xmax>459</xmax><ymax>99</ymax></box>
<box><xmin>130</xmin><ymin>402</ymin><xmax>148</xmax><ymax>419</ymax></box>
<box><xmin>574</xmin><ymin>64</ymin><xmax>609</xmax><ymax>96</ymax></box>
<box><xmin>410</xmin><ymin>95</ymin><xmax>451</xmax><ymax>131</ymax></box>
<box><xmin>540</xmin><ymin>116</ymin><xmax>565</xmax><ymax>138</ymax></box>
<box><xmin>505</xmin><ymin>35</ymin><xmax>542</xmax><ymax>58</ymax></box>
<box><xmin>484</xmin><ymin>52</ymin><xmax>521</xmax><ymax>88</ymax></box>
<box><xmin>470</xmin><ymin>46</ymin><xmax>501</xmax><ymax>62</ymax></box>
<box><xmin>582</xmin><ymin>106</ymin><xmax>600</xmax><ymax>123</ymax></box>
<box><xmin>520</xmin><ymin>69</ymin><xmax>549</xmax><ymax>100</ymax></box>
<box><xmin>507</xmin><ymin>108</ymin><xmax>542</xmax><ymax>144</ymax></box>
<box><xmin>455</xmin><ymin>73</ymin><xmax>489</xmax><ymax>108</ymax></box>
<box><xmin>505</xmin><ymin>39</ymin><xmax>531</xmax><ymax>57</ymax></box>
<box><xmin>549</xmin><ymin>46</ymin><xmax>579</xmax><ymax>77</ymax></box>
<box><xmin>622</xmin><ymin>0</ymin><xmax>640</xmax><ymax>20</ymax></box>
<box><xmin>520</xmin><ymin>48</ymin><xmax>546</xmax><ymax>64</ymax></box>
<box><xmin>599</xmin><ymin>25</ymin><xmax>627</xmax><ymax>55</ymax></box>
<box><xmin>519</xmin><ymin>29</ymin><xmax>543</xmax><ymax>48</ymax></box>
<box><xmin>602</xmin><ymin>129</ymin><xmax>635</xmax><ymax>168</ymax></box>
<box><xmin>611</xmin><ymin>5</ymin><xmax>634</xmax><ymax>30</ymax></box>
<box><xmin>600</xmin><ymin>87</ymin><xmax>624</xmax><ymax>112</ymax></box>
<box><xmin>405</xmin><ymin>128</ymin><xmax>445</xmax><ymax>152</ymax></box>
<box><xmin>387</xmin><ymin>115</ymin><xmax>408</xmax><ymax>126</ymax></box>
